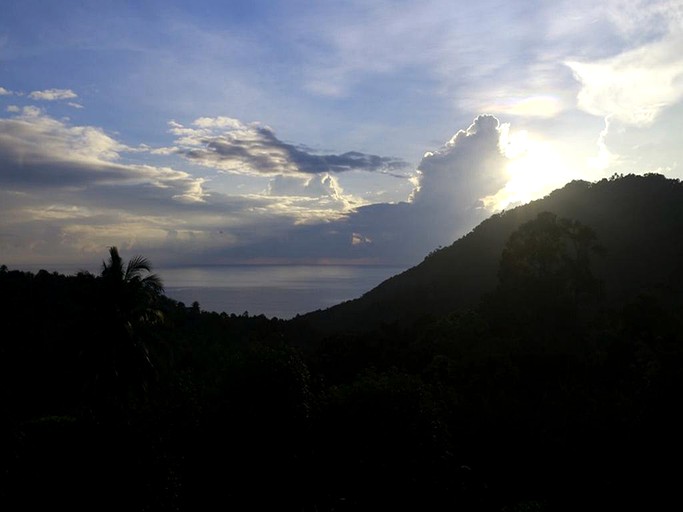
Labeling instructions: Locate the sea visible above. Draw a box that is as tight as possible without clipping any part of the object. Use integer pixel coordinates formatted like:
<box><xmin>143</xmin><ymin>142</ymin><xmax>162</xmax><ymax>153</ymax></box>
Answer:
<box><xmin>159</xmin><ymin>265</ymin><xmax>405</xmax><ymax>319</ymax></box>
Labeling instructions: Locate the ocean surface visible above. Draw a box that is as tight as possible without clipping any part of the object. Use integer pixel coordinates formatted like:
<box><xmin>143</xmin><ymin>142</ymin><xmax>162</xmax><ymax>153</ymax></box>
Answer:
<box><xmin>159</xmin><ymin>265</ymin><xmax>405</xmax><ymax>319</ymax></box>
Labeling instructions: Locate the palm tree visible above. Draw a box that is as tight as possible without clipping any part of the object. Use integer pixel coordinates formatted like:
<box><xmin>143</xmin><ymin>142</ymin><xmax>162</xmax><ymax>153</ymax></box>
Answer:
<box><xmin>87</xmin><ymin>247</ymin><xmax>165</xmax><ymax>417</ymax></box>
<box><xmin>100</xmin><ymin>246</ymin><xmax>164</xmax><ymax>327</ymax></box>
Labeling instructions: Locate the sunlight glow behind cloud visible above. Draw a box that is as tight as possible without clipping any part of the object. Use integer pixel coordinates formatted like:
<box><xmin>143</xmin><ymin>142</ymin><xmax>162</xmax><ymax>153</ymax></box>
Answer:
<box><xmin>484</xmin><ymin>129</ymin><xmax>575</xmax><ymax>211</ymax></box>
<box><xmin>482</xmin><ymin>96</ymin><xmax>565</xmax><ymax>119</ymax></box>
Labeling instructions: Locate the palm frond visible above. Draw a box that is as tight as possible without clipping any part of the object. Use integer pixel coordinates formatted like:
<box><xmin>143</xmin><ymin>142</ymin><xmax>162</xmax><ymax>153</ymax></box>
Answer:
<box><xmin>141</xmin><ymin>272</ymin><xmax>164</xmax><ymax>294</ymax></box>
<box><xmin>125</xmin><ymin>255</ymin><xmax>153</xmax><ymax>280</ymax></box>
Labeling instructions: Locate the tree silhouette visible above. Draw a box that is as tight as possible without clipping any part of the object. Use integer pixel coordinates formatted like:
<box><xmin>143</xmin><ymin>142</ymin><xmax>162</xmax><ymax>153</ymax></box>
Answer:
<box><xmin>492</xmin><ymin>212</ymin><xmax>602</xmax><ymax>333</ymax></box>
<box><xmin>86</xmin><ymin>247</ymin><xmax>165</xmax><ymax>417</ymax></box>
<box><xmin>100</xmin><ymin>246</ymin><xmax>164</xmax><ymax>327</ymax></box>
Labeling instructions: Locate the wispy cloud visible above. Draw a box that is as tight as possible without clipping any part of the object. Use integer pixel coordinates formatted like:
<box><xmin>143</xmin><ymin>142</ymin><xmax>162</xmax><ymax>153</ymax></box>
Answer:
<box><xmin>603</xmin><ymin>0</ymin><xmax>683</xmax><ymax>41</ymax></box>
<box><xmin>567</xmin><ymin>34</ymin><xmax>683</xmax><ymax>126</ymax></box>
<box><xmin>28</xmin><ymin>88</ymin><xmax>78</xmax><ymax>101</ymax></box>
<box><xmin>566</xmin><ymin>0</ymin><xmax>683</xmax><ymax>126</ymax></box>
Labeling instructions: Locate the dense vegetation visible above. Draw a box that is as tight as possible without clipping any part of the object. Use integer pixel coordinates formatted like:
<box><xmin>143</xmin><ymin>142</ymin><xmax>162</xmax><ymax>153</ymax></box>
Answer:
<box><xmin>2</xmin><ymin>174</ymin><xmax>682</xmax><ymax>510</ymax></box>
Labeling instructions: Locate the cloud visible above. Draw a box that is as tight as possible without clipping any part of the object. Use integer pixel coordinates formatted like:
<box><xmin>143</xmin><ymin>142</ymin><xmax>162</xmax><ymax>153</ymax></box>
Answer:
<box><xmin>68</xmin><ymin>102</ymin><xmax>84</xmax><ymax>109</ymax></box>
<box><xmin>283</xmin><ymin>0</ymin><xmax>678</xmax><ymax>145</ymax></box>
<box><xmin>194</xmin><ymin>114</ymin><xmax>511</xmax><ymax>265</ymax></box>
<box><xmin>0</xmin><ymin>87</ymin><xmax>12</xmax><ymax>96</ymax></box>
<box><xmin>0</xmin><ymin>110</ymin><xmax>210</xmax><ymax>201</ymax></box>
<box><xmin>288</xmin><ymin>0</ymin><xmax>593</xmax><ymax>121</ymax></box>
<box><xmin>566</xmin><ymin>12</ymin><xmax>683</xmax><ymax>126</ymax></box>
<box><xmin>481</xmin><ymin>96</ymin><xmax>565</xmax><ymax>119</ymax></box>
<box><xmin>0</xmin><ymin>109</ymin><xmax>525</xmax><ymax>268</ymax></box>
<box><xmin>0</xmin><ymin>109</ymin><xmax>373</xmax><ymax>267</ymax></box>
<box><xmin>412</xmin><ymin>115</ymin><xmax>508</xmax><ymax>211</ymax></box>
<box><xmin>342</xmin><ymin>115</ymin><xmax>509</xmax><ymax>262</ymax></box>
<box><xmin>0</xmin><ymin>107</ymin><xmax>130</xmax><ymax>182</ymax></box>
<box><xmin>201</xmin><ymin>115</ymin><xmax>511</xmax><ymax>265</ymax></box>
<box><xmin>268</xmin><ymin>173</ymin><xmax>345</xmax><ymax>199</ymax></box>
<box><xmin>0</xmin><ymin>109</ymin><xmax>225</xmax><ymax>264</ymax></box>
<box><xmin>602</xmin><ymin>0</ymin><xmax>683</xmax><ymax>40</ymax></box>
<box><xmin>168</xmin><ymin>116</ymin><xmax>409</xmax><ymax>176</ymax></box>
<box><xmin>28</xmin><ymin>88</ymin><xmax>78</xmax><ymax>101</ymax></box>
<box><xmin>587</xmin><ymin>116</ymin><xmax>616</xmax><ymax>171</ymax></box>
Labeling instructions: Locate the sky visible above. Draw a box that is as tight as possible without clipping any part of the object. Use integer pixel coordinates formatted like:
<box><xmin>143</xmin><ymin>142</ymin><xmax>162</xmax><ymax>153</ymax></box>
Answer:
<box><xmin>1</xmin><ymin>0</ymin><xmax>682</xmax><ymax>270</ymax></box>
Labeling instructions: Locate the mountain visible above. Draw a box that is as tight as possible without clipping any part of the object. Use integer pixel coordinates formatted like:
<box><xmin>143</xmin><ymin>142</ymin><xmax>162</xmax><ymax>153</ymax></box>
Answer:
<box><xmin>304</xmin><ymin>173</ymin><xmax>683</xmax><ymax>332</ymax></box>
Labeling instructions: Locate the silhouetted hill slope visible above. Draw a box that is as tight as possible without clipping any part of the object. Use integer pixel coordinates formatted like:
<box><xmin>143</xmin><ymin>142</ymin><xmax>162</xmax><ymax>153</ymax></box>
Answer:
<box><xmin>305</xmin><ymin>173</ymin><xmax>683</xmax><ymax>332</ymax></box>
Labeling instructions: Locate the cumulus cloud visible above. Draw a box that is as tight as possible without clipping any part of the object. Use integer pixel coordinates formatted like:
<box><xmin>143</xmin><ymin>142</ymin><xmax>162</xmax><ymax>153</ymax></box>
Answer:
<box><xmin>0</xmin><ymin>87</ymin><xmax>12</xmax><ymax>96</ymax></box>
<box><xmin>412</xmin><ymin>115</ymin><xmax>508</xmax><ymax>211</ymax></box>
<box><xmin>28</xmin><ymin>88</ymin><xmax>78</xmax><ymax>101</ymax></box>
<box><xmin>168</xmin><ymin>116</ymin><xmax>408</xmax><ymax>176</ymax></box>
<box><xmin>340</xmin><ymin>115</ymin><xmax>508</xmax><ymax>262</ymax></box>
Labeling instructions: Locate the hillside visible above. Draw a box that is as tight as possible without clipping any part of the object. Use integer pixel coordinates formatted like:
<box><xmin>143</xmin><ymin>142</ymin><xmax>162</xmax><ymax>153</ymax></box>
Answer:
<box><xmin>3</xmin><ymin>173</ymin><xmax>683</xmax><ymax>511</ymax></box>
<box><xmin>305</xmin><ymin>173</ymin><xmax>683</xmax><ymax>332</ymax></box>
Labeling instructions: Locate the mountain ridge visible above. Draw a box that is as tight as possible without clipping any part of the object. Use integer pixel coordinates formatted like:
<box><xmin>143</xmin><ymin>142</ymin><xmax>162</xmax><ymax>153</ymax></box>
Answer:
<box><xmin>304</xmin><ymin>173</ymin><xmax>683</xmax><ymax>332</ymax></box>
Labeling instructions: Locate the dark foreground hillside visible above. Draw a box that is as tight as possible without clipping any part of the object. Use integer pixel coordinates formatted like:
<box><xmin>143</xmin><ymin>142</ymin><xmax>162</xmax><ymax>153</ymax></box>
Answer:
<box><xmin>2</xmin><ymin>174</ymin><xmax>683</xmax><ymax>511</ymax></box>
<box><xmin>305</xmin><ymin>173</ymin><xmax>683</xmax><ymax>332</ymax></box>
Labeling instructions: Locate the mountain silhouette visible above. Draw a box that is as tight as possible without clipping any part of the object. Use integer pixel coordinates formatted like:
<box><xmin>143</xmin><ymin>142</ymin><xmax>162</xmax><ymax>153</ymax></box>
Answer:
<box><xmin>304</xmin><ymin>173</ymin><xmax>683</xmax><ymax>332</ymax></box>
